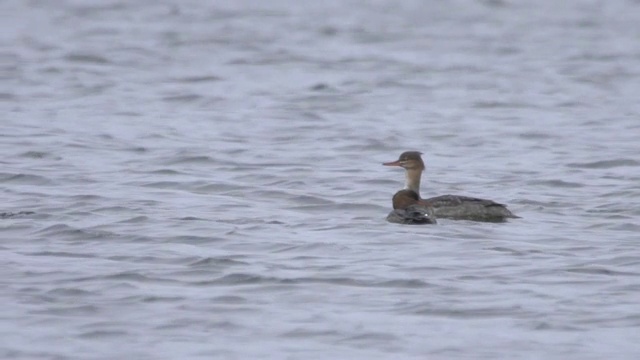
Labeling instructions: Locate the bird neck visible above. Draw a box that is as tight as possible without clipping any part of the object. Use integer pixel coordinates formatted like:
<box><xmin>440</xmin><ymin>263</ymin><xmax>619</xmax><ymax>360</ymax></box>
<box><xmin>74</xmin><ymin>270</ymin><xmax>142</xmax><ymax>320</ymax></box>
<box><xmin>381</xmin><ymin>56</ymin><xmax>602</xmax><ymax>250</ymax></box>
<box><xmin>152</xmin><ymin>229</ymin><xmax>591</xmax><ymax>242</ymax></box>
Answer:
<box><xmin>404</xmin><ymin>168</ymin><xmax>422</xmax><ymax>197</ymax></box>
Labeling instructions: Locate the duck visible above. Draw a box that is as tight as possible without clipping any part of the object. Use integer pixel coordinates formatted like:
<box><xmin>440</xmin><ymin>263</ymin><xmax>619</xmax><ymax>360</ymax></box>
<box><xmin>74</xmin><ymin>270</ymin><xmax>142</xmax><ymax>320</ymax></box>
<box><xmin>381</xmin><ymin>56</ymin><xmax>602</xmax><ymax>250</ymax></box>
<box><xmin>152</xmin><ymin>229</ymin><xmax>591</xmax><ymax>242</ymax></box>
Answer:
<box><xmin>383</xmin><ymin>151</ymin><xmax>518</xmax><ymax>222</ymax></box>
<box><xmin>386</xmin><ymin>189</ymin><xmax>437</xmax><ymax>225</ymax></box>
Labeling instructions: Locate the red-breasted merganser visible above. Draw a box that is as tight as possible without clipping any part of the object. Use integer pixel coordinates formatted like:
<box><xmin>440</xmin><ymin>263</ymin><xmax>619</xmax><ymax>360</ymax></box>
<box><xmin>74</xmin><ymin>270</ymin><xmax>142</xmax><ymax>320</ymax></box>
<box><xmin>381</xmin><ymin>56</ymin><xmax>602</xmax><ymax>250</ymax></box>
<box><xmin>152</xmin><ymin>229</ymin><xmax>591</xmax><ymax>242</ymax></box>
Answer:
<box><xmin>383</xmin><ymin>151</ymin><xmax>518</xmax><ymax>222</ymax></box>
<box><xmin>386</xmin><ymin>189</ymin><xmax>437</xmax><ymax>225</ymax></box>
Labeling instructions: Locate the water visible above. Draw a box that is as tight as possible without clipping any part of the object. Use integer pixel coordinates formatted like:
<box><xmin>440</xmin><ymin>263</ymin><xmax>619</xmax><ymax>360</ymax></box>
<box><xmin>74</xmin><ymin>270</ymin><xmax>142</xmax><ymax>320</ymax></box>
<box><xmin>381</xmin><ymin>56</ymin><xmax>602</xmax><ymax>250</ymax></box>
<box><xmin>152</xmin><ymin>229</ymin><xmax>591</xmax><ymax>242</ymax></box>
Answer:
<box><xmin>2</xmin><ymin>0</ymin><xmax>640</xmax><ymax>359</ymax></box>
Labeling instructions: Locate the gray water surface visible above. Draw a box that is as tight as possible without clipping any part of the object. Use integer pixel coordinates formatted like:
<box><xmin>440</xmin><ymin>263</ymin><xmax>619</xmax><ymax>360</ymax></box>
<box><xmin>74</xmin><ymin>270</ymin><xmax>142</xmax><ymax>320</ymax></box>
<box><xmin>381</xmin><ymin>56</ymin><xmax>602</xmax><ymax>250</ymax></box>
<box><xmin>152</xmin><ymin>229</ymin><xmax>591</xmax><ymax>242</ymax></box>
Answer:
<box><xmin>2</xmin><ymin>0</ymin><xmax>640</xmax><ymax>359</ymax></box>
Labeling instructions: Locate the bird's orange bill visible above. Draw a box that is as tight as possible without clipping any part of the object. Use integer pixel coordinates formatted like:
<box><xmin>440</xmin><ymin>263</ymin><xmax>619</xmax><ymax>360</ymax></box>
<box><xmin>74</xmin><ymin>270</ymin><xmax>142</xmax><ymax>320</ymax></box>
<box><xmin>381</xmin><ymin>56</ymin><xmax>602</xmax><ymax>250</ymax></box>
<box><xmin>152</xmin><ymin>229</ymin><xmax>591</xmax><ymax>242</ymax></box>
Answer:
<box><xmin>382</xmin><ymin>160</ymin><xmax>402</xmax><ymax>166</ymax></box>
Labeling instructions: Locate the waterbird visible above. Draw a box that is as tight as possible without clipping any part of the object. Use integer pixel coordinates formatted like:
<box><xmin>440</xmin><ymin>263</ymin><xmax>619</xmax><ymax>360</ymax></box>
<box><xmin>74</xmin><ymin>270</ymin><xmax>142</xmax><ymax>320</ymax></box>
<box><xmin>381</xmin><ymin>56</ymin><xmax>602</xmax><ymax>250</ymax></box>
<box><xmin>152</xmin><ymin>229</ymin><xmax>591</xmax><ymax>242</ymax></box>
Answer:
<box><xmin>386</xmin><ymin>189</ymin><xmax>437</xmax><ymax>225</ymax></box>
<box><xmin>383</xmin><ymin>151</ymin><xmax>518</xmax><ymax>222</ymax></box>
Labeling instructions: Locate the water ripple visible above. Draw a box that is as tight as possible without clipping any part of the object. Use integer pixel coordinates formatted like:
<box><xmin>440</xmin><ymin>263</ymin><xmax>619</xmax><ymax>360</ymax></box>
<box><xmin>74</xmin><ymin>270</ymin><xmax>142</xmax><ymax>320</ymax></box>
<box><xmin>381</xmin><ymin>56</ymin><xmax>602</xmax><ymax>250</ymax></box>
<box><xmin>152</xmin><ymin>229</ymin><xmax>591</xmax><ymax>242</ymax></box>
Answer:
<box><xmin>3</xmin><ymin>0</ymin><xmax>640</xmax><ymax>359</ymax></box>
